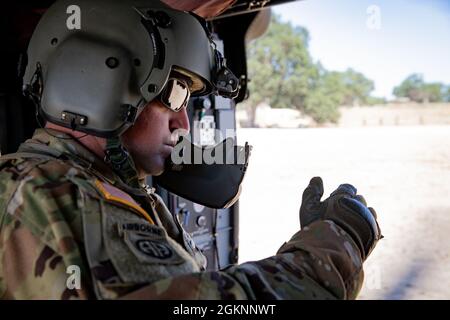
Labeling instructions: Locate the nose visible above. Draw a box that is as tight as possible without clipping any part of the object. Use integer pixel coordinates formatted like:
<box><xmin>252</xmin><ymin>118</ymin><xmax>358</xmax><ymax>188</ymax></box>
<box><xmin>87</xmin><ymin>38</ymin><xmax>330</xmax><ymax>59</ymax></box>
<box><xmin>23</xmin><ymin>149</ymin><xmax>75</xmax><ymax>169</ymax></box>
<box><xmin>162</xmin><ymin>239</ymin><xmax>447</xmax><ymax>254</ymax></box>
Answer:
<box><xmin>169</xmin><ymin>107</ymin><xmax>190</xmax><ymax>133</ymax></box>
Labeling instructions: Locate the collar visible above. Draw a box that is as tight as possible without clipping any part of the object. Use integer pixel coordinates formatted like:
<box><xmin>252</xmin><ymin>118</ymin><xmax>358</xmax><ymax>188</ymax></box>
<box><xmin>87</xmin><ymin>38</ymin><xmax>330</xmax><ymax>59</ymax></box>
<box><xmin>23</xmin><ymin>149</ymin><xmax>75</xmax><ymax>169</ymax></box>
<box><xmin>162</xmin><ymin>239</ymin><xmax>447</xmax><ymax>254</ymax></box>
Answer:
<box><xmin>24</xmin><ymin>128</ymin><xmax>120</xmax><ymax>184</ymax></box>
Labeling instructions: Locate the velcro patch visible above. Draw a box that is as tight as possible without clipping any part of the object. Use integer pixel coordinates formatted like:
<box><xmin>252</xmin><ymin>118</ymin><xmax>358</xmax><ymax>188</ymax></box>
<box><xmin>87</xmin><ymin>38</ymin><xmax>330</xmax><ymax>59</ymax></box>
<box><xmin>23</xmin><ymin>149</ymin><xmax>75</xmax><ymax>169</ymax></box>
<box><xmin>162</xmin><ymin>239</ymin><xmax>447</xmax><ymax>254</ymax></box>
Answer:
<box><xmin>122</xmin><ymin>226</ymin><xmax>184</xmax><ymax>265</ymax></box>
<box><xmin>118</xmin><ymin>222</ymin><xmax>164</xmax><ymax>238</ymax></box>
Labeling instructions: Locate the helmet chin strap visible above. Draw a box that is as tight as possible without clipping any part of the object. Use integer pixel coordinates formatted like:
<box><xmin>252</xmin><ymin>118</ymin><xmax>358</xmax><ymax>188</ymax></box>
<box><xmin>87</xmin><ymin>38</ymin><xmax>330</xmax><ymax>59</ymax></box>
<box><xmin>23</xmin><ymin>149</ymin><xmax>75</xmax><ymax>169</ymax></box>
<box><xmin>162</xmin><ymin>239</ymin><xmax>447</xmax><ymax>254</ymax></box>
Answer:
<box><xmin>104</xmin><ymin>137</ymin><xmax>140</xmax><ymax>188</ymax></box>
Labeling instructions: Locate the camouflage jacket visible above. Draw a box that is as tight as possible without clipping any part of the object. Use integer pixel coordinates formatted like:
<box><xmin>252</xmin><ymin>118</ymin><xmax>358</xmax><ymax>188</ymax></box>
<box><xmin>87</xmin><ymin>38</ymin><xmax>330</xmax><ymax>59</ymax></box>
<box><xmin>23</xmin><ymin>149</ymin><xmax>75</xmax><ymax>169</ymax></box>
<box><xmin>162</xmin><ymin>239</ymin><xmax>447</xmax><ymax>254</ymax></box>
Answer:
<box><xmin>0</xmin><ymin>129</ymin><xmax>365</xmax><ymax>300</ymax></box>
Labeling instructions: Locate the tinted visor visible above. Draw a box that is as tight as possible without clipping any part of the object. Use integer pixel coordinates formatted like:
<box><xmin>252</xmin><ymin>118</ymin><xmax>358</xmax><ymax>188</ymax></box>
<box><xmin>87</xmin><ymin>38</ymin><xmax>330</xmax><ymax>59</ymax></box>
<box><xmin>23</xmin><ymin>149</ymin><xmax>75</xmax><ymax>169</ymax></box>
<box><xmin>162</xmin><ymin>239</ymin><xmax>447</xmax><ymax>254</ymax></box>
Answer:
<box><xmin>160</xmin><ymin>78</ymin><xmax>191</xmax><ymax>112</ymax></box>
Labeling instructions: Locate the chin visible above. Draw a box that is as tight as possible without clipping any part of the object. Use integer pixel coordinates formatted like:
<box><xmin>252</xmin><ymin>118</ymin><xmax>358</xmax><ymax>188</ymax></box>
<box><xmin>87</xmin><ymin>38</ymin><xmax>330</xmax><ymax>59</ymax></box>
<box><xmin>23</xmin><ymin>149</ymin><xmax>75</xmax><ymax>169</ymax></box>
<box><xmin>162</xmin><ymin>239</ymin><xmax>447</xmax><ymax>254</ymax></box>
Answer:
<box><xmin>137</xmin><ymin>153</ymin><xmax>168</xmax><ymax>177</ymax></box>
<box><xmin>146</xmin><ymin>158</ymin><xmax>166</xmax><ymax>177</ymax></box>
<box><xmin>151</xmin><ymin>167</ymin><xmax>165</xmax><ymax>176</ymax></box>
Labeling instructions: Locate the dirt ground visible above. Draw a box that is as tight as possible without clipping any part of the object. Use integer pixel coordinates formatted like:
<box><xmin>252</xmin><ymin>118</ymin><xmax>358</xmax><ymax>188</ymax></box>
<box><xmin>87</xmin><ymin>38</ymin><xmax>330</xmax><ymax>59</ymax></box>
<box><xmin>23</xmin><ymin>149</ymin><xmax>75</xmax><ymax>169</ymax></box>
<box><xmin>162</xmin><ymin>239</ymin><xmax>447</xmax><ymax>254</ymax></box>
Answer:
<box><xmin>236</xmin><ymin>125</ymin><xmax>450</xmax><ymax>300</ymax></box>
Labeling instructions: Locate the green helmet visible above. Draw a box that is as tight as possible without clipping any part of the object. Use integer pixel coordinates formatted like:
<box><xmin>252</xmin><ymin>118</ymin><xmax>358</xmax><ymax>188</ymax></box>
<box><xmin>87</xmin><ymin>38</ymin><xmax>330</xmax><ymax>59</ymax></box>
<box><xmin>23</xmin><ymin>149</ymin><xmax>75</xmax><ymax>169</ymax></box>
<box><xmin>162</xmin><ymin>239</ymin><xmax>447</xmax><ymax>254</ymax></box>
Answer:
<box><xmin>23</xmin><ymin>0</ymin><xmax>239</xmax><ymax>137</ymax></box>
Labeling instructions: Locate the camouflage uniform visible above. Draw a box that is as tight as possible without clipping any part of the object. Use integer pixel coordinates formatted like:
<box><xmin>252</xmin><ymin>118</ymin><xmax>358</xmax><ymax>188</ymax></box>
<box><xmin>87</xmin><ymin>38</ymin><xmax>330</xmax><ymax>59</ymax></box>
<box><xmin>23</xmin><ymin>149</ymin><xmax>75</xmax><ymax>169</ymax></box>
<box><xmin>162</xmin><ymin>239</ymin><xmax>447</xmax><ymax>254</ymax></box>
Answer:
<box><xmin>0</xmin><ymin>129</ymin><xmax>365</xmax><ymax>300</ymax></box>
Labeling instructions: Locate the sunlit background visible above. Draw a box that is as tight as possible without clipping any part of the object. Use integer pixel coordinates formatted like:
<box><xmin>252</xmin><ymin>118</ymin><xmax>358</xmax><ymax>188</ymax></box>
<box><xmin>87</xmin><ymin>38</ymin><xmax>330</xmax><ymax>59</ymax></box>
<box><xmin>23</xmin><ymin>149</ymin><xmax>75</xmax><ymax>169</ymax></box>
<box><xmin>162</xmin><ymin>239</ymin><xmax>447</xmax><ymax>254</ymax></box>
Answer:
<box><xmin>236</xmin><ymin>0</ymin><xmax>450</xmax><ymax>300</ymax></box>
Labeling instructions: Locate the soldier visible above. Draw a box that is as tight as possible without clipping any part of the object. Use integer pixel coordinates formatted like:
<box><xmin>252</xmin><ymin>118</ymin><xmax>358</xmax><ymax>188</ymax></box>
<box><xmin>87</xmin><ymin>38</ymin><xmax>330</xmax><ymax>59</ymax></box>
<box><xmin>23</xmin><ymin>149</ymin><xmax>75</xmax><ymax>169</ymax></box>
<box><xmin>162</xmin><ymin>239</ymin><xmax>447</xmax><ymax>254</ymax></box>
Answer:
<box><xmin>0</xmin><ymin>0</ymin><xmax>381</xmax><ymax>300</ymax></box>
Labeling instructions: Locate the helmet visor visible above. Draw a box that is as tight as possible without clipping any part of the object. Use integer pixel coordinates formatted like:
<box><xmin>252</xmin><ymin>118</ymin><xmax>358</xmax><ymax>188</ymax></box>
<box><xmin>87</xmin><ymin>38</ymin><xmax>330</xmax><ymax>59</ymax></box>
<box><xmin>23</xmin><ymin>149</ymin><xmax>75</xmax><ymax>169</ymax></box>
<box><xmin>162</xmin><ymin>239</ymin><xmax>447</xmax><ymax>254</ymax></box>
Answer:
<box><xmin>159</xmin><ymin>78</ymin><xmax>191</xmax><ymax>112</ymax></box>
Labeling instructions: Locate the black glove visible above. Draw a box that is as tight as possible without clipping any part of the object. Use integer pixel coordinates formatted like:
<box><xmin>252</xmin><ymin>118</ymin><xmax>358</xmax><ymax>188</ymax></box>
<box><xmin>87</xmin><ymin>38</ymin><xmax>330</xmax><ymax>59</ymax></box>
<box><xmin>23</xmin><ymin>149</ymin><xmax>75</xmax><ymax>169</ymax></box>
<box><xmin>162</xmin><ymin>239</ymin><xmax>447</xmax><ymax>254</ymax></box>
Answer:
<box><xmin>300</xmin><ymin>177</ymin><xmax>382</xmax><ymax>260</ymax></box>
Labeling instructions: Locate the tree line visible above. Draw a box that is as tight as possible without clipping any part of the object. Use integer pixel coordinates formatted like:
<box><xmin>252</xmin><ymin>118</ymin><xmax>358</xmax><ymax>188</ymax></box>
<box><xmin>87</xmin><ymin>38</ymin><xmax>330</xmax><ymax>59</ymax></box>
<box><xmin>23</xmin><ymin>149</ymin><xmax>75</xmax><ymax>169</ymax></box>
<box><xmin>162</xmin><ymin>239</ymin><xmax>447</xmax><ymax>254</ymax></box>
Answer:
<box><xmin>243</xmin><ymin>14</ymin><xmax>449</xmax><ymax>125</ymax></box>
<box><xmin>393</xmin><ymin>74</ymin><xmax>450</xmax><ymax>104</ymax></box>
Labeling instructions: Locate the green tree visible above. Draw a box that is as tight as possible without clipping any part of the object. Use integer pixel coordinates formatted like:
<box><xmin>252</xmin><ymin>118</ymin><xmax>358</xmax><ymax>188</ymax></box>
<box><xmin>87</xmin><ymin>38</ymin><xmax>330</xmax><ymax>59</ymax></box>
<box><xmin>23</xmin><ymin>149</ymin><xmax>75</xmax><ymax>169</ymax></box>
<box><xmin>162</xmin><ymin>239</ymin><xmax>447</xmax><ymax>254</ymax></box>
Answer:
<box><xmin>244</xmin><ymin>14</ymin><xmax>380</xmax><ymax>125</ymax></box>
<box><xmin>338</xmin><ymin>68</ymin><xmax>375</xmax><ymax>106</ymax></box>
<box><xmin>393</xmin><ymin>74</ymin><xmax>446</xmax><ymax>103</ymax></box>
<box><xmin>423</xmin><ymin>83</ymin><xmax>445</xmax><ymax>102</ymax></box>
<box><xmin>246</xmin><ymin>14</ymin><xmax>317</xmax><ymax>125</ymax></box>
<box><xmin>444</xmin><ymin>86</ymin><xmax>450</xmax><ymax>102</ymax></box>
<box><xmin>303</xmin><ymin>68</ymin><xmax>343</xmax><ymax>123</ymax></box>
<box><xmin>393</xmin><ymin>73</ymin><xmax>424</xmax><ymax>102</ymax></box>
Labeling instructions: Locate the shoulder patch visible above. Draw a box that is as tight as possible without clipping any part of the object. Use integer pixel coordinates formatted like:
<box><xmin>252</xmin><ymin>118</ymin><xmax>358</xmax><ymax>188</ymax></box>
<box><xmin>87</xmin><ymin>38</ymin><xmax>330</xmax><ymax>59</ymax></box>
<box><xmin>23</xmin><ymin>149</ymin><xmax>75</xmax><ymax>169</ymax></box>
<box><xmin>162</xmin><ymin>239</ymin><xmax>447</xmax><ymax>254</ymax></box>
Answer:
<box><xmin>94</xmin><ymin>180</ymin><xmax>155</xmax><ymax>225</ymax></box>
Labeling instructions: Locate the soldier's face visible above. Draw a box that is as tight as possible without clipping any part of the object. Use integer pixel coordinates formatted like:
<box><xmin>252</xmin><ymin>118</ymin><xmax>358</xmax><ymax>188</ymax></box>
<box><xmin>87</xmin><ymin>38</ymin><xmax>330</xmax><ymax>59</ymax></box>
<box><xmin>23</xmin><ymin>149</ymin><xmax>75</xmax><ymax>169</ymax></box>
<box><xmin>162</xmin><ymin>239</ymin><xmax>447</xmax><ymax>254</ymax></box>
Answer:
<box><xmin>121</xmin><ymin>99</ymin><xmax>190</xmax><ymax>177</ymax></box>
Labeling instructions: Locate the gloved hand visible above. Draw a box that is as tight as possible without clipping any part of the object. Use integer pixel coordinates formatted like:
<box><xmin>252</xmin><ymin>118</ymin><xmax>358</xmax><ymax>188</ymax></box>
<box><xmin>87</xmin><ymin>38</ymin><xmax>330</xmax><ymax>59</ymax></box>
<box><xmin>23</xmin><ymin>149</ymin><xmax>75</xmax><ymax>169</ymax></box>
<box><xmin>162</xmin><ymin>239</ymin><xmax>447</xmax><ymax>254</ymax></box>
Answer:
<box><xmin>300</xmin><ymin>177</ymin><xmax>382</xmax><ymax>260</ymax></box>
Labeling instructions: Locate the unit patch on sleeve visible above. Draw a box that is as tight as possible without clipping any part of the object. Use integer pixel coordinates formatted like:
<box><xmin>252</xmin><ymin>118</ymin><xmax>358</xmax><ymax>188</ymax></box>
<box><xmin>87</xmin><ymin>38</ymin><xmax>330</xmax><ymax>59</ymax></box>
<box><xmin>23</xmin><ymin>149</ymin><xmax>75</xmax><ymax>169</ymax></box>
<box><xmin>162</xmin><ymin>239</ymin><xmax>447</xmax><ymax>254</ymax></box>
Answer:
<box><xmin>94</xmin><ymin>179</ymin><xmax>155</xmax><ymax>225</ymax></box>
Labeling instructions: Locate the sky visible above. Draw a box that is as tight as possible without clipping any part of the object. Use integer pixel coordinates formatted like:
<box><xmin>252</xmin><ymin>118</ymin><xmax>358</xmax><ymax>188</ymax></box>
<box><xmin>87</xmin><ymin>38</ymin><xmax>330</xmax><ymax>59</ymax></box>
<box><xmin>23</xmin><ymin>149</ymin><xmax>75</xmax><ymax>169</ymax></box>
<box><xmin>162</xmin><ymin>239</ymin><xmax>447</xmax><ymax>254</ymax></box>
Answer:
<box><xmin>273</xmin><ymin>0</ymin><xmax>450</xmax><ymax>99</ymax></box>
